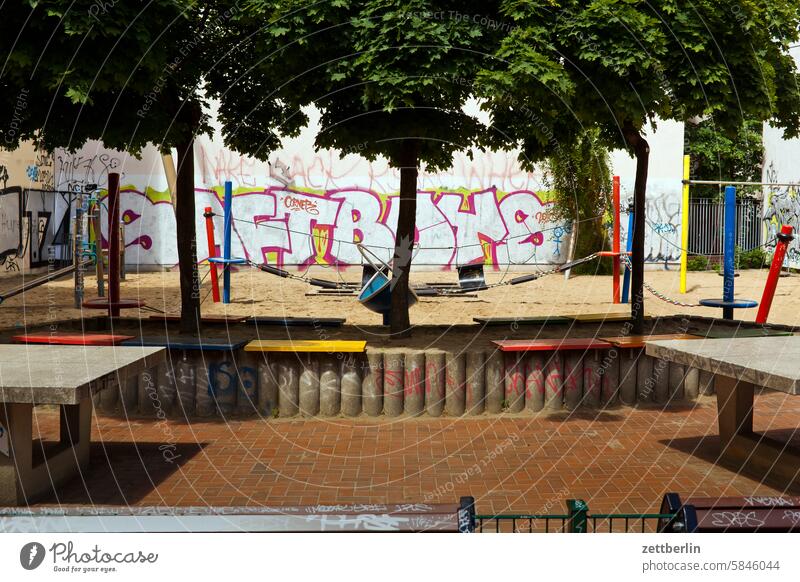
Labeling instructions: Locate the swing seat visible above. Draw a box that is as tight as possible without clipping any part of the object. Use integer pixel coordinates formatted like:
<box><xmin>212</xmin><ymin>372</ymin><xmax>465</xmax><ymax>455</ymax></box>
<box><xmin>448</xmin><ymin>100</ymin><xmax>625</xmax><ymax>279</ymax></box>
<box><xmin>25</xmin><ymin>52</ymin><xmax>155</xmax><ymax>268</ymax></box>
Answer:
<box><xmin>456</xmin><ymin>264</ymin><xmax>486</xmax><ymax>290</ymax></box>
<box><xmin>357</xmin><ymin>269</ymin><xmax>418</xmax><ymax>314</ymax></box>
<box><xmin>208</xmin><ymin>257</ymin><xmax>247</xmax><ymax>265</ymax></box>
<box><xmin>698</xmin><ymin>298</ymin><xmax>758</xmax><ymax>309</ymax></box>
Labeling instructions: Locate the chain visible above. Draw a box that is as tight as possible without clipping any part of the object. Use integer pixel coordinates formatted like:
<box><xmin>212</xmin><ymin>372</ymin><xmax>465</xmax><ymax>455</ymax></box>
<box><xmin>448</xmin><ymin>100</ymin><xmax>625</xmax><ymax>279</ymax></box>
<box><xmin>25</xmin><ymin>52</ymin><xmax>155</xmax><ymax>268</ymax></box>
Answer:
<box><xmin>621</xmin><ymin>254</ymin><xmax>701</xmax><ymax>307</ymax></box>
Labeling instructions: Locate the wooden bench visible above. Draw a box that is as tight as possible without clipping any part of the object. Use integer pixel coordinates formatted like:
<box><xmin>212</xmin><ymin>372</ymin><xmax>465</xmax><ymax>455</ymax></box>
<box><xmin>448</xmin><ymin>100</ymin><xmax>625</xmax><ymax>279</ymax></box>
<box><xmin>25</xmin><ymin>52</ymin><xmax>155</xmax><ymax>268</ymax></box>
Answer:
<box><xmin>245</xmin><ymin>340</ymin><xmax>367</xmax><ymax>353</ymax></box>
<box><xmin>600</xmin><ymin>334</ymin><xmax>702</xmax><ymax>349</ymax></box>
<box><xmin>11</xmin><ymin>332</ymin><xmax>135</xmax><ymax>346</ymax></box>
<box><xmin>473</xmin><ymin>315</ymin><xmax>572</xmax><ymax>326</ymax></box>
<box><xmin>149</xmin><ymin>314</ymin><xmax>248</xmax><ymax>325</ymax></box>
<box><xmin>662</xmin><ymin>493</ymin><xmax>800</xmax><ymax>532</ymax></box>
<box><xmin>121</xmin><ymin>337</ymin><xmax>247</xmax><ymax>351</ymax></box>
<box><xmin>246</xmin><ymin>316</ymin><xmax>345</xmax><ymax>328</ymax></box>
<box><xmin>0</xmin><ymin>497</ymin><xmax>475</xmax><ymax>532</ymax></box>
<box><xmin>493</xmin><ymin>338</ymin><xmax>612</xmax><ymax>352</ymax></box>
<box><xmin>568</xmin><ymin>312</ymin><xmax>633</xmax><ymax>323</ymax></box>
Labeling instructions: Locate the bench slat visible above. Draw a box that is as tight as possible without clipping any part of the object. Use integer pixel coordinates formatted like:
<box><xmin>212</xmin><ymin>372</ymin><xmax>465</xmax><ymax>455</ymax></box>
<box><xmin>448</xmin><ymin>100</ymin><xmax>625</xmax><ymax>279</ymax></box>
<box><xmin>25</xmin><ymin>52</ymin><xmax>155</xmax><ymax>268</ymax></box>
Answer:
<box><xmin>245</xmin><ymin>340</ymin><xmax>366</xmax><ymax>353</ymax></box>
<box><xmin>493</xmin><ymin>338</ymin><xmax>612</xmax><ymax>352</ymax></box>
<box><xmin>601</xmin><ymin>334</ymin><xmax>703</xmax><ymax>349</ymax></box>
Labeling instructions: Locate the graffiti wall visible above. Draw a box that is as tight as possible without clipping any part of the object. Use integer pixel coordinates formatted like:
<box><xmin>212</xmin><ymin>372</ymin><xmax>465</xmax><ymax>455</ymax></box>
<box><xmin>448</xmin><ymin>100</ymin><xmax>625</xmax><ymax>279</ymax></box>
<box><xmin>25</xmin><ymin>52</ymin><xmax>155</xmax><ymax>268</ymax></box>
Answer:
<box><xmin>759</xmin><ymin>46</ymin><xmax>800</xmax><ymax>269</ymax></box>
<box><xmin>0</xmin><ymin>107</ymin><xmax>685</xmax><ymax>272</ymax></box>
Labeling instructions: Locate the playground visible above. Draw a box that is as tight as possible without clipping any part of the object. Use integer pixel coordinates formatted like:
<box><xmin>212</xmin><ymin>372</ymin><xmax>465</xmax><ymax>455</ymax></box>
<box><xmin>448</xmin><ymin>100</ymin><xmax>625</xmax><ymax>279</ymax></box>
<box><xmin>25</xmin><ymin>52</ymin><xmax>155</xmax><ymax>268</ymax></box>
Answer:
<box><xmin>2</xmin><ymin>266</ymin><xmax>798</xmax><ymax>331</ymax></box>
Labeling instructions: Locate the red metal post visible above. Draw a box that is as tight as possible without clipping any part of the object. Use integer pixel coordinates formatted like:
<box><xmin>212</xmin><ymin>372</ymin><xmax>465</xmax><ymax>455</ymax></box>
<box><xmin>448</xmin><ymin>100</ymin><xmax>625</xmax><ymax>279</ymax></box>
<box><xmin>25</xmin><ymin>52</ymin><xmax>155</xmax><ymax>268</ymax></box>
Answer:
<box><xmin>204</xmin><ymin>206</ymin><xmax>221</xmax><ymax>303</ymax></box>
<box><xmin>612</xmin><ymin>176</ymin><xmax>621</xmax><ymax>304</ymax></box>
<box><xmin>756</xmin><ymin>224</ymin><xmax>794</xmax><ymax>324</ymax></box>
<box><xmin>108</xmin><ymin>172</ymin><xmax>121</xmax><ymax>317</ymax></box>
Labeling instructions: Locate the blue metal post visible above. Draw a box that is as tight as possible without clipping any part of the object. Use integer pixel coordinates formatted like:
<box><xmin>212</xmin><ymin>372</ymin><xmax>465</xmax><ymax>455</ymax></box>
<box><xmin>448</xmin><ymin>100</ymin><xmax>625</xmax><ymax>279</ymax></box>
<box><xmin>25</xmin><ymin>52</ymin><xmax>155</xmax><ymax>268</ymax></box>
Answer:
<box><xmin>621</xmin><ymin>206</ymin><xmax>634</xmax><ymax>304</ymax></box>
<box><xmin>223</xmin><ymin>180</ymin><xmax>233</xmax><ymax>304</ymax></box>
<box><xmin>722</xmin><ymin>185</ymin><xmax>736</xmax><ymax>319</ymax></box>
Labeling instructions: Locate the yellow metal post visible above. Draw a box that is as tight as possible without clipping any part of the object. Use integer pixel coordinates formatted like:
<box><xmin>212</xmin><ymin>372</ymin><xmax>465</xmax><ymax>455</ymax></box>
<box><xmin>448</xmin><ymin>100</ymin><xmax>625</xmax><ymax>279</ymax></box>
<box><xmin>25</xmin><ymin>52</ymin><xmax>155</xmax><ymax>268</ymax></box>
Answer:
<box><xmin>679</xmin><ymin>155</ymin><xmax>690</xmax><ymax>293</ymax></box>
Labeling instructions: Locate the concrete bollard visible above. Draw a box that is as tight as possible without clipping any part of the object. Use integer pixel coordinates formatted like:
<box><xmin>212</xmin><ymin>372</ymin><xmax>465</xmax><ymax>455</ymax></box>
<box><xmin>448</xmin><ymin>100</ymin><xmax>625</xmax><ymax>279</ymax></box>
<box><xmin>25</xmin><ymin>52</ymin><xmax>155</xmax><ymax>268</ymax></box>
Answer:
<box><xmin>119</xmin><ymin>374</ymin><xmax>138</xmax><ymax>416</ymax></box>
<box><xmin>298</xmin><ymin>356</ymin><xmax>320</xmax><ymax>417</ymax></box>
<box><xmin>465</xmin><ymin>351</ymin><xmax>486</xmax><ymax>415</ymax></box>
<box><xmin>668</xmin><ymin>362</ymin><xmax>685</xmax><ymax>402</ymax></box>
<box><xmin>504</xmin><ymin>353</ymin><xmax>525</xmax><ymax>413</ymax></box>
<box><xmin>236</xmin><ymin>352</ymin><xmax>259</xmax><ymax>415</ymax></box>
<box><xmin>341</xmin><ymin>356</ymin><xmax>362</xmax><ymax>417</ymax></box>
<box><xmin>404</xmin><ymin>351</ymin><xmax>425</xmax><ymax>416</ymax></box>
<box><xmin>383</xmin><ymin>352</ymin><xmax>404</xmax><ymax>417</ymax></box>
<box><xmin>99</xmin><ymin>374</ymin><xmax>119</xmax><ymax>414</ymax></box>
<box><xmin>485</xmin><ymin>350</ymin><xmax>504</xmax><ymax>414</ymax></box>
<box><xmin>544</xmin><ymin>353</ymin><xmax>563</xmax><ymax>411</ymax></box>
<box><xmin>600</xmin><ymin>349</ymin><xmax>620</xmax><ymax>407</ymax></box>
<box><xmin>209</xmin><ymin>353</ymin><xmax>238</xmax><ymax>415</ymax></box>
<box><xmin>699</xmin><ymin>370</ymin><xmax>715</xmax><ymax>396</ymax></box>
<box><xmin>157</xmin><ymin>360</ymin><xmax>177</xmax><ymax>417</ymax></box>
<box><xmin>524</xmin><ymin>353</ymin><xmax>545</xmax><ymax>412</ymax></box>
<box><xmin>444</xmin><ymin>352</ymin><xmax>466</xmax><ymax>416</ymax></box>
<box><xmin>195</xmin><ymin>356</ymin><xmax>215</xmax><ymax>417</ymax></box>
<box><xmin>138</xmin><ymin>366</ymin><xmax>159</xmax><ymax>416</ymax></box>
<box><xmin>175</xmin><ymin>356</ymin><xmax>196</xmax><ymax>417</ymax></box>
<box><xmin>563</xmin><ymin>352</ymin><xmax>583</xmax><ymax>411</ymax></box>
<box><xmin>652</xmin><ymin>357</ymin><xmax>671</xmax><ymax>404</ymax></box>
<box><xmin>425</xmin><ymin>351</ymin><xmax>446</xmax><ymax>417</ymax></box>
<box><xmin>636</xmin><ymin>354</ymin><xmax>654</xmax><ymax>403</ymax></box>
<box><xmin>277</xmin><ymin>358</ymin><xmax>300</xmax><ymax>417</ymax></box>
<box><xmin>320</xmin><ymin>357</ymin><xmax>341</xmax><ymax>416</ymax></box>
<box><xmin>363</xmin><ymin>352</ymin><xmax>384</xmax><ymax>417</ymax></box>
<box><xmin>683</xmin><ymin>367</ymin><xmax>700</xmax><ymax>400</ymax></box>
<box><xmin>257</xmin><ymin>356</ymin><xmax>279</xmax><ymax>416</ymax></box>
<box><xmin>618</xmin><ymin>350</ymin><xmax>638</xmax><ymax>406</ymax></box>
<box><xmin>582</xmin><ymin>350</ymin><xmax>602</xmax><ymax>409</ymax></box>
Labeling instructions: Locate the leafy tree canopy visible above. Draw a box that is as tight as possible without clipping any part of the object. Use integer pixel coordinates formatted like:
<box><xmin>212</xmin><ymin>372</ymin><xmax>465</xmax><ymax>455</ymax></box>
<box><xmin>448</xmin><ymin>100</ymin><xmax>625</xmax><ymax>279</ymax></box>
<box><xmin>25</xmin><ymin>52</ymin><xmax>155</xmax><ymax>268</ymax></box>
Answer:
<box><xmin>211</xmin><ymin>0</ymin><xmax>505</xmax><ymax>170</ymax></box>
<box><xmin>0</xmin><ymin>0</ymin><xmax>226</xmax><ymax>153</ymax></box>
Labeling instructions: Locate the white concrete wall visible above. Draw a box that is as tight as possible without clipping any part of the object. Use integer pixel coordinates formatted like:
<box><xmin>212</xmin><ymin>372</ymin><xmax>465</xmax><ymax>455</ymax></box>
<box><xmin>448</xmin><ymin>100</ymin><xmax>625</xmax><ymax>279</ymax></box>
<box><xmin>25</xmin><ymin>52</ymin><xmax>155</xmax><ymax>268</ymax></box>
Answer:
<box><xmin>3</xmin><ymin>107</ymin><xmax>685</xmax><ymax>271</ymax></box>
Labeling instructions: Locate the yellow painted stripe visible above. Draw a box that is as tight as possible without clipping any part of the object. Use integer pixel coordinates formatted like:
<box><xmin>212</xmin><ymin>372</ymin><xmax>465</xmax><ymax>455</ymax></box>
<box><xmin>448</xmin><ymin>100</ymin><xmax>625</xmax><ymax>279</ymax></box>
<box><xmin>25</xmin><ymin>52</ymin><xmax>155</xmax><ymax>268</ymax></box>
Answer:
<box><xmin>245</xmin><ymin>340</ymin><xmax>367</xmax><ymax>353</ymax></box>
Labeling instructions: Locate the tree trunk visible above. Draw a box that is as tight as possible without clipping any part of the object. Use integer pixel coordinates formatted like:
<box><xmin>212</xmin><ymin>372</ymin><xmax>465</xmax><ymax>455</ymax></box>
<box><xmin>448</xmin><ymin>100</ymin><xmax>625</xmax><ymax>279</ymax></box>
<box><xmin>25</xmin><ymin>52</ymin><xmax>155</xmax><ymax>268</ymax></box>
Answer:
<box><xmin>175</xmin><ymin>138</ymin><xmax>202</xmax><ymax>334</ymax></box>
<box><xmin>623</xmin><ymin>123</ymin><xmax>649</xmax><ymax>335</ymax></box>
<box><xmin>389</xmin><ymin>139</ymin><xmax>419</xmax><ymax>338</ymax></box>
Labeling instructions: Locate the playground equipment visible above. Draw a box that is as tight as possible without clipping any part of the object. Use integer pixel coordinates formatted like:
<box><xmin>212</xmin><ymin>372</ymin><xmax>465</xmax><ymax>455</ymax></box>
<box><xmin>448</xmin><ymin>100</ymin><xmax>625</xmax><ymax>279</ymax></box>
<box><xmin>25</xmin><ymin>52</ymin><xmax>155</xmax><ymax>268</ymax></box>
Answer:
<box><xmin>205</xmin><ymin>181</ymin><xmax>246</xmax><ymax>304</ymax></box>
<box><xmin>756</xmin><ymin>224</ymin><xmax>794</xmax><ymax>324</ymax></box>
<box><xmin>356</xmin><ymin>243</ymin><xmax>419</xmax><ymax>325</ymax></box>
<box><xmin>679</xmin><ymin>153</ymin><xmax>800</xmax><ymax>294</ymax></box>
<box><xmin>621</xmin><ymin>203</ymin><xmax>635</xmax><ymax>304</ymax></box>
<box><xmin>81</xmin><ymin>172</ymin><xmax>144</xmax><ymax>317</ymax></box>
<box><xmin>697</xmin><ymin>186</ymin><xmax>758</xmax><ymax>320</ymax></box>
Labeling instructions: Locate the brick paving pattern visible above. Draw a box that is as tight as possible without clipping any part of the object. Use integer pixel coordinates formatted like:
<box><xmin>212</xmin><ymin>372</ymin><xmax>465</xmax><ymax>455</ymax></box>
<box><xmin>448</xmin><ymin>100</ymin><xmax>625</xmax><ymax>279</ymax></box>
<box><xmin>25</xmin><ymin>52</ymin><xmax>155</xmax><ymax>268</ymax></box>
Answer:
<box><xmin>28</xmin><ymin>392</ymin><xmax>800</xmax><ymax>514</ymax></box>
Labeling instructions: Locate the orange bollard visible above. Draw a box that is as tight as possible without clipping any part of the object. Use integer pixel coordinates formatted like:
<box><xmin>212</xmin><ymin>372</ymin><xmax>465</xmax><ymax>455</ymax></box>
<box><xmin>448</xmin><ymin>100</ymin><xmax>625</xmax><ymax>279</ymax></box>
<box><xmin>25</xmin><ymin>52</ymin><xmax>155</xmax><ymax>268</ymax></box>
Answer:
<box><xmin>755</xmin><ymin>224</ymin><xmax>794</xmax><ymax>324</ymax></box>
<box><xmin>204</xmin><ymin>207</ymin><xmax>221</xmax><ymax>303</ymax></box>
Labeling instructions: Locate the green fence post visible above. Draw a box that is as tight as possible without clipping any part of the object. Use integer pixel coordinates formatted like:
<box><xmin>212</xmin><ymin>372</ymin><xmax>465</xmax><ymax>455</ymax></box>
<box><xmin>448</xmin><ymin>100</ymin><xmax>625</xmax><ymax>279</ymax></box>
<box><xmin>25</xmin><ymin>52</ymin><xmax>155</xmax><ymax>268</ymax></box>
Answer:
<box><xmin>567</xmin><ymin>499</ymin><xmax>588</xmax><ymax>533</ymax></box>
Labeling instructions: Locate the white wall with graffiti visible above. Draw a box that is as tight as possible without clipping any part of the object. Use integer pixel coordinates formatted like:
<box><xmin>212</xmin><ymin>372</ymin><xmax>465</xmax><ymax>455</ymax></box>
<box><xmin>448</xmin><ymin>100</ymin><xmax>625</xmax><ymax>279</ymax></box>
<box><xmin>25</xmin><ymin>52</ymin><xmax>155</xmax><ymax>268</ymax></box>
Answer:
<box><xmin>762</xmin><ymin>46</ymin><xmax>800</xmax><ymax>269</ymax></box>
<box><xmin>1</xmin><ymin>106</ymin><xmax>685</xmax><ymax>272</ymax></box>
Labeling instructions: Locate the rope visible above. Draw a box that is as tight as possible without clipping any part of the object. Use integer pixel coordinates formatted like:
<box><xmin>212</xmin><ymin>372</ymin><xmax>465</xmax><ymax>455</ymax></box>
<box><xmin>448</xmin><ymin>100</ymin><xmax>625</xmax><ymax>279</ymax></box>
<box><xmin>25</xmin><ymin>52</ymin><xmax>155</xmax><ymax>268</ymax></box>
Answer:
<box><xmin>621</xmin><ymin>254</ymin><xmax>701</xmax><ymax>307</ymax></box>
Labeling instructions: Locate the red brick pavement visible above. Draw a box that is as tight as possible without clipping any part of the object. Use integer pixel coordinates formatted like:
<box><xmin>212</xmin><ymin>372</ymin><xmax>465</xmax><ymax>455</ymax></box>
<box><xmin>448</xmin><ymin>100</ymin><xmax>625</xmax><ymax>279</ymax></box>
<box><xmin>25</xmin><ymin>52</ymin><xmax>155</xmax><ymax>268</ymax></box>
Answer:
<box><xmin>28</xmin><ymin>392</ymin><xmax>800</xmax><ymax>515</ymax></box>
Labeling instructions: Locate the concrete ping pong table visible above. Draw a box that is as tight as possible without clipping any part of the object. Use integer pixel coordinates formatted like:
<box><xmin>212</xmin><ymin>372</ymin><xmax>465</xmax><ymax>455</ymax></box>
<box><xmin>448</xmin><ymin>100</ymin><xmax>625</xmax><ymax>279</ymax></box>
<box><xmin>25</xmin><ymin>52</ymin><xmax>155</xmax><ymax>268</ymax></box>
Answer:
<box><xmin>646</xmin><ymin>335</ymin><xmax>800</xmax><ymax>484</ymax></box>
<box><xmin>0</xmin><ymin>345</ymin><xmax>165</xmax><ymax>505</ymax></box>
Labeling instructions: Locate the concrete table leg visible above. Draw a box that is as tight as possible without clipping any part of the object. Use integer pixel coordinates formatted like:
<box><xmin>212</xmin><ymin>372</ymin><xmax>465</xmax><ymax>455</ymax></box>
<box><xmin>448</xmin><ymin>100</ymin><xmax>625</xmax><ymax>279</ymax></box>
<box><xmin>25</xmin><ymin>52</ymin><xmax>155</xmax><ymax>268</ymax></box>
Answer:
<box><xmin>1</xmin><ymin>397</ymin><xmax>92</xmax><ymax>505</ymax></box>
<box><xmin>715</xmin><ymin>375</ymin><xmax>800</xmax><ymax>485</ymax></box>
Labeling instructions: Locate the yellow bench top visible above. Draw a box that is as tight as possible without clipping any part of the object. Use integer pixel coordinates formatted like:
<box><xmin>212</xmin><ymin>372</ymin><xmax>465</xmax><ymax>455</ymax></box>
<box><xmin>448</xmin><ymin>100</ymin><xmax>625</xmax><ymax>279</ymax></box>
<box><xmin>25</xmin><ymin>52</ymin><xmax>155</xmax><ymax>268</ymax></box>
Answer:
<box><xmin>244</xmin><ymin>340</ymin><xmax>367</xmax><ymax>353</ymax></box>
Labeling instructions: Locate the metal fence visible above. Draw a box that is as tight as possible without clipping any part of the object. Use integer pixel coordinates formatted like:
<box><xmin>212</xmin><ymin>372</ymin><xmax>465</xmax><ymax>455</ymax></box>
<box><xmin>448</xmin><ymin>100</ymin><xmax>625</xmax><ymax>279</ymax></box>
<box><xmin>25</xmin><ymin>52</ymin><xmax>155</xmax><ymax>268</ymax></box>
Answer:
<box><xmin>474</xmin><ymin>500</ymin><xmax>680</xmax><ymax>533</ymax></box>
<box><xmin>689</xmin><ymin>198</ymin><xmax>762</xmax><ymax>255</ymax></box>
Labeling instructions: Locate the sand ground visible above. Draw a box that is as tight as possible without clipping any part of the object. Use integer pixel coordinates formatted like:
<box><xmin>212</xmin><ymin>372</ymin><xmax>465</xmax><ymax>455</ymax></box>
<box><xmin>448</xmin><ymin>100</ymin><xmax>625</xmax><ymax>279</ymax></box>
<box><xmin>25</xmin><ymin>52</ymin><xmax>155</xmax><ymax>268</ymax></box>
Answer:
<box><xmin>1</xmin><ymin>264</ymin><xmax>797</xmax><ymax>331</ymax></box>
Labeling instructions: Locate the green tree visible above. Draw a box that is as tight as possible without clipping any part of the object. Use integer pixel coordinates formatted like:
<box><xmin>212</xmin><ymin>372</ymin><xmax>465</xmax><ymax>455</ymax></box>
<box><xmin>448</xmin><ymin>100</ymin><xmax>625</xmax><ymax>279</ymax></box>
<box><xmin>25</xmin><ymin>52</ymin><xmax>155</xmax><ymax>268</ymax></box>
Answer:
<box><xmin>209</xmin><ymin>0</ymin><xmax>508</xmax><ymax>337</ymax></box>
<box><xmin>0</xmin><ymin>0</ymin><xmax>236</xmax><ymax>334</ymax></box>
<box><xmin>685</xmin><ymin>117</ymin><xmax>764</xmax><ymax>199</ymax></box>
<box><xmin>544</xmin><ymin>130</ymin><xmax>612</xmax><ymax>276</ymax></box>
<box><xmin>479</xmin><ymin>0</ymin><xmax>800</xmax><ymax>332</ymax></box>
